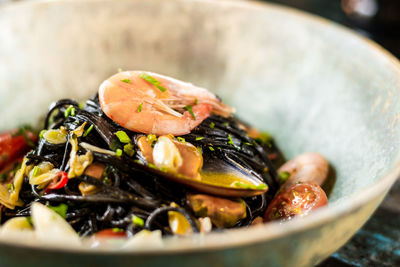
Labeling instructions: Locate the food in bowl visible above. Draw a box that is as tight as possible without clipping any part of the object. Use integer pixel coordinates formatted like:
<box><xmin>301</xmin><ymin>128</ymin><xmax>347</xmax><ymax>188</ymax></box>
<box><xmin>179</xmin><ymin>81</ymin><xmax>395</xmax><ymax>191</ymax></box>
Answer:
<box><xmin>0</xmin><ymin>71</ymin><xmax>329</xmax><ymax>246</ymax></box>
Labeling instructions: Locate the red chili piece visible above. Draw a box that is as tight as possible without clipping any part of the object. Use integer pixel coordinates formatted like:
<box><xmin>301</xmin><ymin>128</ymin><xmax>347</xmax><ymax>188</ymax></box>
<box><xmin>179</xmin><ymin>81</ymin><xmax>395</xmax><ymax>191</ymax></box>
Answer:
<box><xmin>46</xmin><ymin>171</ymin><xmax>69</xmax><ymax>192</ymax></box>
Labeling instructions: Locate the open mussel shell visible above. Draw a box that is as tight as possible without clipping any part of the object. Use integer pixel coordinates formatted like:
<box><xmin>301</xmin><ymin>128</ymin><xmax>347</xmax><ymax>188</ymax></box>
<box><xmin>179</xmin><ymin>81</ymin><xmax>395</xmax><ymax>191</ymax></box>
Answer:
<box><xmin>133</xmin><ymin>157</ymin><xmax>268</xmax><ymax>198</ymax></box>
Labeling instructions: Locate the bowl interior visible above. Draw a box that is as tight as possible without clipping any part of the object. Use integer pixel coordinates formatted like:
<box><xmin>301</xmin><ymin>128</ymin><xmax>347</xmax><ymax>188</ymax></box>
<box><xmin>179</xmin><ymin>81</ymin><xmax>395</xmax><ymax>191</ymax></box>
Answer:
<box><xmin>0</xmin><ymin>0</ymin><xmax>400</xmax><ymax>250</ymax></box>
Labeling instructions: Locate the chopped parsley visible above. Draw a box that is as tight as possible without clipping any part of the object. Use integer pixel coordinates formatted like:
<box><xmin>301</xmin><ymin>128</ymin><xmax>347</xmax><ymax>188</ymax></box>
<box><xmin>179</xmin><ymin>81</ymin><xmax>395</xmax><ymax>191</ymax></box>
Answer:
<box><xmin>140</xmin><ymin>73</ymin><xmax>167</xmax><ymax>92</ymax></box>
<box><xmin>208</xmin><ymin>146</ymin><xmax>215</xmax><ymax>151</ymax></box>
<box><xmin>116</xmin><ymin>149</ymin><xmax>123</xmax><ymax>157</ymax></box>
<box><xmin>83</xmin><ymin>124</ymin><xmax>94</xmax><ymax>137</ymax></box>
<box><xmin>64</xmin><ymin>105</ymin><xmax>75</xmax><ymax>118</ymax></box>
<box><xmin>115</xmin><ymin>131</ymin><xmax>131</xmax><ymax>143</ymax></box>
<box><xmin>177</xmin><ymin>137</ymin><xmax>186</xmax><ymax>143</ymax></box>
<box><xmin>32</xmin><ymin>166</ymin><xmax>40</xmax><ymax>177</ymax></box>
<box><xmin>121</xmin><ymin>79</ymin><xmax>132</xmax><ymax>84</ymax></box>
<box><xmin>278</xmin><ymin>171</ymin><xmax>290</xmax><ymax>184</ymax></box>
<box><xmin>209</xmin><ymin>122</ymin><xmax>215</xmax><ymax>129</ymax></box>
<box><xmin>123</xmin><ymin>143</ymin><xmax>135</xmax><ymax>157</ymax></box>
<box><xmin>244</xmin><ymin>142</ymin><xmax>253</xmax><ymax>146</ymax></box>
<box><xmin>233</xmin><ymin>181</ymin><xmax>268</xmax><ymax>190</ymax></box>
<box><xmin>195</xmin><ymin>136</ymin><xmax>204</xmax><ymax>141</ymax></box>
<box><xmin>148</xmin><ymin>163</ymin><xmax>158</xmax><ymax>170</ymax></box>
<box><xmin>137</xmin><ymin>103</ymin><xmax>143</xmax><ymax>112</ymax></box>
<box><xmin>39</xmin><ymin>130</ymin><xmax>47</xmax><ymax>139</ymax></box>
<box><xmin>132</xmin><ymin>215</ymin><xmax>144</xmax><ymax>227</ymax></box>
<box><xmin>184</xmin><ymin>105</ymin><xmax>196</xmax><ymax>120</ymax></box>
<box><xmin>112</xmin><ymin>228</ymin><xmax>124</xmax><ymax>233</ymax></box>
<box><xmin>48</xmin><ymin>203</ymin><xmax>68</xmax><ymax>219</ymax></box>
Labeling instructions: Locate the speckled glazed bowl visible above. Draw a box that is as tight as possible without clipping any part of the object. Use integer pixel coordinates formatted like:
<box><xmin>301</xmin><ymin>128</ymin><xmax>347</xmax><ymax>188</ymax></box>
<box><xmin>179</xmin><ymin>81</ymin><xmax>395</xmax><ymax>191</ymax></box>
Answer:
<box><xmin>0</xmin><ymin>0</ymin><xmax>399</xmax><ymax>266</ymax></box>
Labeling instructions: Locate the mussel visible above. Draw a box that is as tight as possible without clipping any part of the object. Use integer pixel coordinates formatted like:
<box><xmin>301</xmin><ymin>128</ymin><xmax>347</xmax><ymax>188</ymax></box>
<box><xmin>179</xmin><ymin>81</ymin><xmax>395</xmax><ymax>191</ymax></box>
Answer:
<box><xmin>132</xmin><ymin>115</ymin><xmax>279</xmax><ymax>198</ymax></box>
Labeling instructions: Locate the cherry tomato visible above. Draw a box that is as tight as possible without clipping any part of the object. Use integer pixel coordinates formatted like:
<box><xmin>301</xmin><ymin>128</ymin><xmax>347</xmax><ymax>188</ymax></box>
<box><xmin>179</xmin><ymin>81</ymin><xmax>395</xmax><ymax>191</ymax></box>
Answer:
<box><xmin>95</xmin><ymin>229</ymin><xmax>127</xmax><ymax>238</ymax></box>
<box><xmin>264</xmin><ymin>182</ymin><xmax>328</xmax><ymax>222</ymax></box>
<box><xmin>0</xmin><ymin>130</ymin><xmax>36</xmax><ymax>171</ymax></box>
<box><xmin>45</xmin><ymin>171</ymin><xmax>69</xmax><ymax>192</ymax></box>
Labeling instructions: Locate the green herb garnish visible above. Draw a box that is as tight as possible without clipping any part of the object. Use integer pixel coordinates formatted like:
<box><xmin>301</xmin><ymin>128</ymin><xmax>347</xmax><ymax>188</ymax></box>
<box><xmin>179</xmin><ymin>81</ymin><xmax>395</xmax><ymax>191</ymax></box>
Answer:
<box><xmin>195</xmin><ymin>136</ymin><xmax>204</xmax><ymax>141</ymax></box>
<box><xmin>208</xmin><ymin>146</ymin><xmax>215</xmax><ymax>151</ymax></box>
<box><xmin>184</xmin><ymin>105</ymin><xmax>196</xmax><ymax>120</ymax></box>
<box><xmin>137</xmin><ymin>103</ymin><xmax>143</xmax><ymax>112</ymax></box>
<box><xmin>146</xmin><ymin>134</ymin><xmax>157</xmax><ymax>144</ymax></box>
<box><xmin>177</xmin><ymin>137</ymin><xmax>185</xmax><ymax>143</ymax></box>
<box><xmin>209</xmin><ymin>122</ymin><xmax>215</xmax><ymax>129</ymax></box>
<box><xmin>148</xmin><ymin>163</ymin><xmax>158</xmax><ymax>170</ymax></box>
<box><xmin>32</xmin><ymin>166</ymin><xmax>40</xmax><ymax>177</ymax></box>
<box><xmin>194</xmin><ymin>98</ymin><xmax>198</xmax><ymax>105</ymax></box>
<box><xmin>48</xmin><ymin>203</ymin><xmax>68</xmax><ymax>219</ymax></box>
<box><xmin>121</xmin><ymin>79</ymin><xmax>132</xmax><ymax>84</ymax></box>
<box><xmin>64</xmin><ymin>105</ymin><xmax>74</xmax><ymax>118</ymax></box>
<box><xmin>233</xmin><ymin>181</ymin><xmax>268</xmax><ymax>190</ymax></box>
<box><xmin>115</xmin><ymin>131</ymin><xmax>131</xmax><ymax>144</ymax></box>
<box><xmin>83</xmin><ymin>125</ymin><xmax>94</xmax><ymax>137</ymax></box>
<box><xmin>116</xmin><ymin>149</ymin><xmax>123</xmax><ymax>157</ymax></box>
<box><xmin>123</xmin><ymin>143</ymin><xmax>135</xmax><ymax>157</ymax></box>
<box><xmin>26</xmin><ymin>216</ymin><xmax>33</xmax><ymax>226</ymax></box>
<box><xmin>112</xmin><ymin>228</ymin><xmax>124</xmax><ymax>233</ymax></box>
<box><xmin>39</xmin><ymin>130</ymin><xmax>47</xmax><ymax>139</ymax></box>
<box><xmin>228</xmin><ymin>134</ymin><xmax>235</xmax><ymax>146</ymax></box>
<box><xmin>140</xmin><ymin>73</ymin><xmax>167</xmax><ymax>92</ymax></box>
<box><xmin>132</xmin><ymin>215</ymin><xmax>144</xmax><ymax>227</ymax></box>
<box><xmin>244</xmin><ymin>142</ymin><xmax>253</xmax><ymax>146</ymax></box>
<box><xmin>278</xmin><ymin>171</ymin><xmax>290</xmax><ymax>184</ymax></box>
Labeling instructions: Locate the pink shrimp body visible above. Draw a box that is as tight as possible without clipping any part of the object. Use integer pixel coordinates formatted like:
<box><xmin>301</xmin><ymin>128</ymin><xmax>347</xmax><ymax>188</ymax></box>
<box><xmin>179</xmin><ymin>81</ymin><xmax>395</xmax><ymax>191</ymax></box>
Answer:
<box><xmin>278</xmin><ymin>152</ymin><xmax>329</xmax><ymax>187</ymax></box>
<box><xmin>99</xmin><ymin>71</ymin><xmax>234</xmax><ymax>136</ymax></box>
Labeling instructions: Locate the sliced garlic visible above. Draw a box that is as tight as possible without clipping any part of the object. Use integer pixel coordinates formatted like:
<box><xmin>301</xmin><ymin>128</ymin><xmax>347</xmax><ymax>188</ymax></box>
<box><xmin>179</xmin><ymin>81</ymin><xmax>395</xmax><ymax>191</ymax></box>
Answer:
<box><xmin>31</xmin><ymin>202</ymin><xmax>80</xmax><ymax>246</ymax></box>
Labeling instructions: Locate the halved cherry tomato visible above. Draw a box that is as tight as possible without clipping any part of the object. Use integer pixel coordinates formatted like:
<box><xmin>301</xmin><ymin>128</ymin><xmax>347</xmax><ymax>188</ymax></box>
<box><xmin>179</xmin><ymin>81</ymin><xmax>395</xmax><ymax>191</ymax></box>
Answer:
<box><xmin>0</xmin><ymin>130</ymin><xmax>37</xmax><ymax>171</ymax></box>
<box><xmin>264</xmin><ymin>182</ymin><xmax>328</xmax><ymax>222</ymax></box>
<box><xmin>95</xmin><ymin>229</ymin><xmax>127</xmax><ymax>238</ymax></box>
<box><xmin>45</xmin><ymin>171</ymin><xmax>69</xmax><ymax>192</ymax></box>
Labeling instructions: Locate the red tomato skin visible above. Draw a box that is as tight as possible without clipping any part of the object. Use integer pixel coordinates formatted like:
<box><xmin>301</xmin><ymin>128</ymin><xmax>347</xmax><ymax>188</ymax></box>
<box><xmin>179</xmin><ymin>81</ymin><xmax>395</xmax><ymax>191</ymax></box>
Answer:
<box><xmin>264</xmin><ymin>182</ymin><xmax>328</xmax><ymax>222</ymax></box>
<box><xmin>95</xmin><ymin>229</ymin><xmax>127</xmax><ymax>238</ymax></box>
<box><xmin>0</xmin><ymin>131</ymin><xmax>37</xmax><ymax>170</ymax></box>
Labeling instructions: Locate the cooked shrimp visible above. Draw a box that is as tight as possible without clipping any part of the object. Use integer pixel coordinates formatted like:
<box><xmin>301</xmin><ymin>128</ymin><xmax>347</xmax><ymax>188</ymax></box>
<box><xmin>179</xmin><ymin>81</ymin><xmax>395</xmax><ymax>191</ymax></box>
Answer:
<box><xmin>99</xmin><ymin>71</ymin><xmax>234</xmax><ymax>136</ymax></box>
<box><xmin>278</xmin><ymin>152</ymin><xmax>329</xmax><ymax>187</ymax></box>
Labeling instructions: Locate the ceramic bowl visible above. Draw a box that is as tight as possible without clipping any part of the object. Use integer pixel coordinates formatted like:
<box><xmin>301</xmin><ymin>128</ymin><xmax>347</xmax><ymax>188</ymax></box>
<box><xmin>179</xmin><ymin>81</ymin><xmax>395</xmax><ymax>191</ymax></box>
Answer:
<box><xmin>0</xmin><ymin>0</ymin><xmax>399</xmax><ymax>266</ymax></box>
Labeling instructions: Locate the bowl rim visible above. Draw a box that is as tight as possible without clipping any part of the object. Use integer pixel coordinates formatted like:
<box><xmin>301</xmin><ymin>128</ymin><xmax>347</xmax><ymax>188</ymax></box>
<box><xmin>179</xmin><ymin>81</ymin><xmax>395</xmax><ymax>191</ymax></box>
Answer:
<box><xmin>0</xmin><ymin>0</ymin><xmax>399</xmax><ymax>255</ymax></box>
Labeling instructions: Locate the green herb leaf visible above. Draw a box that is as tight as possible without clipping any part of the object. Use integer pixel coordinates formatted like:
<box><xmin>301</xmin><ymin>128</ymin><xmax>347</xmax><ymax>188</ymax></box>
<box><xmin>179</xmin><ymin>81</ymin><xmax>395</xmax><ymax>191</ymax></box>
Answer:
<box><xmin>244</xmin><ymin>142</ymin><xmax>253</xmax><ymax>146</ymax></box>
<box><xmin>64</xmin><ymin>105</ymin><xmax>74</xmax><ymax>118</ymax></box>
<box><xmin>39</xmin><ymin>130</ymin><xmax>47</xmax><ymax>139</ymax></box>
<box><xmin>208</xmin><ymin>146</ymin><xmax>215</xmax><ymax>151</ymax></box>
<box><xmin>278</xmin><ymin>171</ymin><xmax>290</xmax><ymax>184</ymax></box>
<box><xmin>48</xmin><ymin>203</ymin><xmax>68</xmax><ymax>219</ymax></box>
<box><xmin>195</xmin><ymin>136</ymin><xmax>204</xmax><ymax>141</ymax></box>
<box><xmin>140</xmin><ymin>73</ymin><xmax>167</xmax><ymax>92</ymax></box>
<box><xmin>123</xmin><ymin>143</ymin><xmax>135</xmax><ymax>157</ymax></box>
<box><xmin>184</xmin><ymin>105</ymin><xmax>196</xmax><ymax>120</ymax></box>
<box><xmin>26</xmin><ymin>216</ymin><xmax>33</xmax><ymax>226</ymax></box>
<box><xmin>115</xmin><ymin>131</ymin><xmax>131</xmax><ymax>143</ymax></box>
<box><xmin>228</xmin><ymin>134</ymin><xmax>235</xmax><ymax>146</ymax></box>
<box><xmin>194</xmin><ymin>98</ymin><xmax>198</xmax><ymax>105</ymax></box>
<box><xmin>112</xmin><ymin>228</ymin><xmax>124</xmax><ymax>233</ymax></box>
<box><xmin>146</xmin><ymin>134</ymin><xmax>157</xmax><ymax>144</ymax></box>
<box><xmin>132</xmin><ymin>215</ymin><xmax>144</xmax><ymax>227</ymax></box>
<box><xmin>83</xmin><ymin>125</ymin><xmax>94</xmax><ymax>137</ymax></box>
<box><xmin>32</xmin><ymin>166</ymin><xmax>40</xmax><ymax>177</ymax></box>
<box><xmin>137</xmin><ymin>103</ymin><xmax>143</xmax><ymax>112</ymax></box>
<box><xmin>148</xmin><ymin>163</ymin><xmax>158</xmax><ymax>169</ymax></box>
<box><xmin>233</xmin><ymin>181</ymin><xmax>268</xmax><ymax>190</ymax></box>
<box><xmin>116</xmin><ymin>149</ymin><xmax>123</xmax><ymax>157</ymax></box>
<box><xmin>209</xmin><ymin>122</ymin><xmax>215</xmax><ymax>129</ymax></box>
<box><xmin>177</xmin><ymin>137</ymin><xmax>185</xmax><ymax>143</ymax></box>
<box><xmin>121</xmin><ymin>79</ymin><xmax>132</xmax><ymax>84</ymax></box>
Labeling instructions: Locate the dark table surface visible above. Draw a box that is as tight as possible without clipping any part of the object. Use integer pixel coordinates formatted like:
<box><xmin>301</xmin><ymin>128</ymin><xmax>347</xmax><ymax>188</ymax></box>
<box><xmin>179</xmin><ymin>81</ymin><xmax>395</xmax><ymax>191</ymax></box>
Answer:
<box><xmin>265</xmin><ymin>1</ymin><xmax>400</xmax><ymax>266</ymax></box>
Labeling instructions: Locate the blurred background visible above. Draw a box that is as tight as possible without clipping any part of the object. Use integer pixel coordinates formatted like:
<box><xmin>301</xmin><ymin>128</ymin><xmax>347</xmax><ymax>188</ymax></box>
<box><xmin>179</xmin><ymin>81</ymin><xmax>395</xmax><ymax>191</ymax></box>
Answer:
<box><xmin>264</xmin><ymin>0</ymin><xmax>400</xmax><ymax>266</ymax></box>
